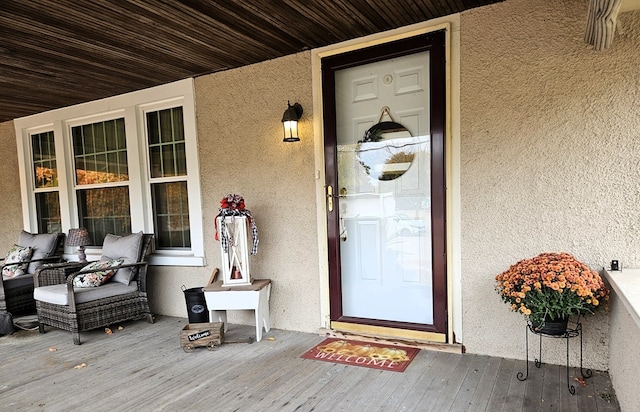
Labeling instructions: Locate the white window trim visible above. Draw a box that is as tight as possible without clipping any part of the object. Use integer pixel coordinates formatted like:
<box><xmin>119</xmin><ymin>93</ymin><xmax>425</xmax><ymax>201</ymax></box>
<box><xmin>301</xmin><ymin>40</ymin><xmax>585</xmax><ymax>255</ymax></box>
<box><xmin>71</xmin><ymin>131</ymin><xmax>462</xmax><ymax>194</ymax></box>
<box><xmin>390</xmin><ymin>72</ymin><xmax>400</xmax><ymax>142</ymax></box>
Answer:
<box><xmin>14</xmin><ymin>78</ymin><xmax>205</xmax><ymax>266</ymax></box>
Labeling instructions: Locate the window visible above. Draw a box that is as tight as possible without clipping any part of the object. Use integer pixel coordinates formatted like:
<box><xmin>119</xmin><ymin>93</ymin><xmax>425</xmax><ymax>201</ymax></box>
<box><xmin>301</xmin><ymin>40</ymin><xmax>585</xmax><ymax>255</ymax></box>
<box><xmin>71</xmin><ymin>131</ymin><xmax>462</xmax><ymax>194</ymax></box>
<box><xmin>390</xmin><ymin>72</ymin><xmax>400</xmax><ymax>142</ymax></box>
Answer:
<box><xmin>14</xmin><ymin>79</ymin><xmax>204</xmax><ymax>266</ymax></box>
<box><xmin>146</xmin><ymin>107</ymin><xmax>191</xmax><ymax>249</ymax></box>
<box><xmin>32</xmin><ymin>130</ymin><xmax>61</xmax><ymax>233</ymax></box>
<box><xmin>72</xmin><ymin>118</ymin><xmax>131</xmax><ymax>243</ymax></box>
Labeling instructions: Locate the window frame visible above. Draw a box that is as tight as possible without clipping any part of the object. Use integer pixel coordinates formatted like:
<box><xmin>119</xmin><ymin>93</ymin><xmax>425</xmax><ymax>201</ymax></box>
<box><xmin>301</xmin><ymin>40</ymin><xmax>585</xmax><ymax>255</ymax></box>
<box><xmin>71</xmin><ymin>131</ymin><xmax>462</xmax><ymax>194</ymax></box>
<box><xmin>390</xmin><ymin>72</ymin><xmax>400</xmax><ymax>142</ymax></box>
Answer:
<box><xmin>30</xmin><ymin>128</ymin><xmax>63</xmax><ymax>233</ymax></box>
<box><xmin>14</xmin><ymin>79</ymin><xmax>204</xmax><ymax>266</ymax></box>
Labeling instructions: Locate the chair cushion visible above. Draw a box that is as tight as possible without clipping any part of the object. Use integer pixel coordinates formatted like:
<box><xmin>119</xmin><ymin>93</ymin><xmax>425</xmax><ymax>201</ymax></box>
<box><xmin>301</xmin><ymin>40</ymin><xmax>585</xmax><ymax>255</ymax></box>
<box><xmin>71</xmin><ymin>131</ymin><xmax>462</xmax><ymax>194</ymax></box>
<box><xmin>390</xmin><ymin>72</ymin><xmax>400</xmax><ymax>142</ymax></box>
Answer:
<box><xmin>18</xmin><ymin>231</ymin><xmax>60</xmax><ymax>274</ymax></box>
<box><xmin>34</xmin><ymin>281</ymin><xmax>138</xmax><ymax>305</ymax></box>
<box><xmin>2</xmin><ymin>244</ymin><xmax>33</xmax><ymax>278</ymax></box>
<box><xmin>102</xmin><ymin>232</ymin><xmax>143</xmax><ymax>285</ymax></box>
<box><xmin>72</xmin><ymin>258</ymin><xmax>124</xmax><ymax>288</ymax></box>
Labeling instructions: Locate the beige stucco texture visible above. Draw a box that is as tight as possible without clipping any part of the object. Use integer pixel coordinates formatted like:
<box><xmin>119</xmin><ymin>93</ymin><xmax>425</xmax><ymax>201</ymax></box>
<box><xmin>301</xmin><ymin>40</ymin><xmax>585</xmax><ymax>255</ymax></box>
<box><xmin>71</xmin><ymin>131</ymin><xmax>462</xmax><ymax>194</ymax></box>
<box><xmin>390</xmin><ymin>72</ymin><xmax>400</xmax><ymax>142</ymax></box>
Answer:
<box><xmin>148</xmin><ymin>52</ymin><xmax>321</xmax><ymax>333</ymax></box>
<box><xmin>0</xmin><ymin>121</ymin><xmax>25</xmax><ymax>253</ymax></box>
<box><xmin>460</xmin><ymin>0</ymin><xmax>640</xmax><ymax>370</ymax></box>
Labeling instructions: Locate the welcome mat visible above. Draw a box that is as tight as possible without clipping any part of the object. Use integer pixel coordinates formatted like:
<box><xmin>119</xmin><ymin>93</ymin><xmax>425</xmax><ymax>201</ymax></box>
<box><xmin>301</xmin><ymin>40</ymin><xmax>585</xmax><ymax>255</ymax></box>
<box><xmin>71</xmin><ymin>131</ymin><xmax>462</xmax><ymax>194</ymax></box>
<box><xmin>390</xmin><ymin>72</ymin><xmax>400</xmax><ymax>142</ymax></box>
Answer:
<box><xmin>300</xmin><ymin>338</ymin><xmax>419</xmax><ymax>372</ymax></box>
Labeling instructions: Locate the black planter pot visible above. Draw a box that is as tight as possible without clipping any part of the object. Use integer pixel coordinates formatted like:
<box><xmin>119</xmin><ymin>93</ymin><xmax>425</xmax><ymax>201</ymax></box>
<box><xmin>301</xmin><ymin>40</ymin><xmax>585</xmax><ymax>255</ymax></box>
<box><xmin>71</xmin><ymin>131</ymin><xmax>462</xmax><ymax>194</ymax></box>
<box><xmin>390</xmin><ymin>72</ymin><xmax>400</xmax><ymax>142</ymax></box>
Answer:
<box><xmin>532</xmin><ymin>316</ymin><xmax>569</xmax><ymax>336</ymax></box>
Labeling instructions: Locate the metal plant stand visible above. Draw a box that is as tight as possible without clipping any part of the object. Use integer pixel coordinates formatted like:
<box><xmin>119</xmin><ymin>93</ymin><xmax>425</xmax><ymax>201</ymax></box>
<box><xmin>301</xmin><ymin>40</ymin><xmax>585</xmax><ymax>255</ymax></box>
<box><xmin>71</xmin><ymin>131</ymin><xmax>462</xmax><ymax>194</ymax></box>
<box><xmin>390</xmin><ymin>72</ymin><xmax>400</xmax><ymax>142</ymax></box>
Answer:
<box><xmin>517</xmin><ymin>318</ymin><xmax>592</xmax><ymax>394</ymax></box>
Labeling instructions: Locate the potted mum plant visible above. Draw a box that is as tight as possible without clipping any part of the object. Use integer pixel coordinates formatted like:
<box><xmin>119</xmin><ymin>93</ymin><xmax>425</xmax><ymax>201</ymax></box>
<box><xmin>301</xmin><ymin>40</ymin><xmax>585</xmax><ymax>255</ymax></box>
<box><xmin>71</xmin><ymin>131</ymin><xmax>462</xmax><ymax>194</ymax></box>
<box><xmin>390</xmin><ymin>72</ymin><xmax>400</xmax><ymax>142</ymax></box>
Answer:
<box><xmin>495</xmin><ymin>252</ymin><xmax>609</xmax><ymax>335</ymax></box>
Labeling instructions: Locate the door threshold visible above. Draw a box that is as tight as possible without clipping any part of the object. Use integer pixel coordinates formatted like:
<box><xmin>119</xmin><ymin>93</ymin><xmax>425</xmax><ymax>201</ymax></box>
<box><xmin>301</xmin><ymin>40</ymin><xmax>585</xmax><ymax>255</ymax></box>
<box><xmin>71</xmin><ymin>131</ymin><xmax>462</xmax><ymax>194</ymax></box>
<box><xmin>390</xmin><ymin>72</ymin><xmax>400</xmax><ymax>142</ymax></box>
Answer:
<box><xmin>321</xmin><ymin>323</ymin><xmax>464</xmax><ymax>354</ymax></box>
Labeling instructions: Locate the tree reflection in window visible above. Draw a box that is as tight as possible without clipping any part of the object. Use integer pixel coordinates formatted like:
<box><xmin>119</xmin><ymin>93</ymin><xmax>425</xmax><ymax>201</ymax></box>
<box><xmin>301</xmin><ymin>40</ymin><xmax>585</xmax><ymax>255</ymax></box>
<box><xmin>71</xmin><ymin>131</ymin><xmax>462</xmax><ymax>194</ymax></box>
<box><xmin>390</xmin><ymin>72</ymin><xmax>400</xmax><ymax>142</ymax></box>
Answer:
<box><xmin>77</xmin><ymin>187</ymin><xmax>131</xmax><ymax>246</ymax></box>
<box><xmin>72</xmin><ymin>118</ymin><xmax>131</xmax><ymax>244</ymax></box>
<box><xmin>31</xmin><ymin>131</ymin><xmax>61</xmax><ymax>233</ymax></box>
<box><xmin>147</xmin><ymin>107</ymin><xmax>191</xmax><ymax>249</ymax></box>
<box><xmin>72</xmin><ymin>118</ymin><xmax>128</xmax><ymax>185</ymax></box>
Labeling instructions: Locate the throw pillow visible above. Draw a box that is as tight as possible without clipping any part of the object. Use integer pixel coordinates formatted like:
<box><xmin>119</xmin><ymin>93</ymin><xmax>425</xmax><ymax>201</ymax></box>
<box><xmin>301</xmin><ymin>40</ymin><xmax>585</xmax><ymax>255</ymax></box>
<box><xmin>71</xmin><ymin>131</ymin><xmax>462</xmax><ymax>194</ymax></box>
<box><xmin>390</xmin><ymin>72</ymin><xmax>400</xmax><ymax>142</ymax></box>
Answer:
<box><xmin>18</xmin><ymin>231</ymin><xmax>60</xmax><ymax>274</ymax></box>
<box><xmin>2</xmin><ymin>244</ymin><xmax>34</xmax><ymax>278</ymax></box>
<box><xmin>72</xmin><ymin>258</ymin><xmax>124</xmax><ymax>288</ymax></box>
<box><xmin>101</xmin><ymin>232</ymin><xmax>143</xmax><ymax>285</ymax></box>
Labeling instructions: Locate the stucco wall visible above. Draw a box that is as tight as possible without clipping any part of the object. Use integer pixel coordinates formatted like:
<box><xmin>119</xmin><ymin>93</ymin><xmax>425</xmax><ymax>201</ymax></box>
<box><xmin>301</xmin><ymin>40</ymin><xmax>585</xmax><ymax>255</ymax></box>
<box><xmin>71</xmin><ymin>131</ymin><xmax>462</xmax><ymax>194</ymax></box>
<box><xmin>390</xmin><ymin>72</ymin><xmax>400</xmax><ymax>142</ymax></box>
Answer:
<box><xmin>460</xmin><ymin>0</ymin><xmax>640</xmax><ymax>370</ymax></box>
<box><xmin>0</xmin><ymin>121</ymin><xmax>28</xmax><ymax>253</ymax></box>
<box><xmin>608</xmin><ymin>292</ymin><xmax>640</xmax><ymax>411</ymax></box>
<box><xmin>148</xmin><ymin>52</ymin><xmax>321</xmax><ymax>333</ymax></box>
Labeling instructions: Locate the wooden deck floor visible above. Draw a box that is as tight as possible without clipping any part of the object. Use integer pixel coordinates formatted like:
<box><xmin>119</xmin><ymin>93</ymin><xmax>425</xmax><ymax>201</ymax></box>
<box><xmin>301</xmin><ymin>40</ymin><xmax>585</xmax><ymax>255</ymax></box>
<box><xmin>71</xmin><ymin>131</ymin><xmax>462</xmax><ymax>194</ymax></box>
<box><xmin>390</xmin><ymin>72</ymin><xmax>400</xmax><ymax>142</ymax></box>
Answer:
<box><xmin>0</xmin><ymin>316</ymin><xmax>620</xmax><ymax>411</ymax></box>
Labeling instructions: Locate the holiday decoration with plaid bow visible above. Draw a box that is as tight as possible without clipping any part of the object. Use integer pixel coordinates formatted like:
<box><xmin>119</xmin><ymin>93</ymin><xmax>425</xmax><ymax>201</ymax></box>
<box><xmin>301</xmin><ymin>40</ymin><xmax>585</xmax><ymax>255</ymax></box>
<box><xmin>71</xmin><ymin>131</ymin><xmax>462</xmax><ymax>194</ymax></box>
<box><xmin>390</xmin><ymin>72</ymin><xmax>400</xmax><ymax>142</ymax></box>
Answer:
<box><xmin>215</xmin><ymin>194</ymin><xmax>259</xmax><ymax>255</ymax></box>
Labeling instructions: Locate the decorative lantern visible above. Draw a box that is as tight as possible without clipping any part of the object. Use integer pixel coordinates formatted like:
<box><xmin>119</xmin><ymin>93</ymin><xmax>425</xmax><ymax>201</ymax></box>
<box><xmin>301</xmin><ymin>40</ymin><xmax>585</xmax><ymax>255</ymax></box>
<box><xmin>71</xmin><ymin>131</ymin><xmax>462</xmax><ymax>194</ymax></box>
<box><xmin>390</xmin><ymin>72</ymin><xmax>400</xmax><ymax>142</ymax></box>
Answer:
<box><xmin>215</xmin><ymin>194</ymin><xmax>259</xmax><ymax>287</ymax></box>
<box><xmin>217</xmin><ymin>215</ymin><xmax>252</xmax><ymax>286</ymax></box>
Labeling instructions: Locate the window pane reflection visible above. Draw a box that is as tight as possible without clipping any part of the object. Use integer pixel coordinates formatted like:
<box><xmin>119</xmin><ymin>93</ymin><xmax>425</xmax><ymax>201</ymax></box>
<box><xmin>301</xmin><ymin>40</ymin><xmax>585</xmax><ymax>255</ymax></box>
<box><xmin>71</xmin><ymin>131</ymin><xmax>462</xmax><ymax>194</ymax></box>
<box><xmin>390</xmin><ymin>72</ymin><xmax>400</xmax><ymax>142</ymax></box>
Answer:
<box><xmin>32</xmin><ymin>131</ymin><xmax>58</xmax><ymax>189</ymax></box>
<box><xmin>147</xmin><ymin>107</ymin><xmax>187</xmax><ymax>178</ymax></box>
<box><xmin>72</xmin><ymin>118</ymin><xmax>128</xmax><ymax>185</ymax></box>
<box><xmin>77</xmin><ymin>187</ymin><xmax>131</xmax><ymax>245</ymax></box>
<box><xmin>152</xmin><ymin>182</ymin><xmax>190</xmax><ymax>248</ymax></box>
<box><xmin>35</xmin><ymin>192</ymin><xmax>61</xmax><ymax>234</ymax></box>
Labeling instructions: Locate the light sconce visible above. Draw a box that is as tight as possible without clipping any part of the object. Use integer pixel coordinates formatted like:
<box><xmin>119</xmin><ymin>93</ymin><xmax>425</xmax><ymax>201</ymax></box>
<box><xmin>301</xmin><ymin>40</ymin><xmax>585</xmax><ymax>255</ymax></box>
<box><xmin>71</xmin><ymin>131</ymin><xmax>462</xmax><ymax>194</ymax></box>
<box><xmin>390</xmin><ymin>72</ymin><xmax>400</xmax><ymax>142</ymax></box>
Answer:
<box><xmin>67</xmin><ymin>228</ymin><xmax>91</xmax><ymax>263</ymax></box>
<box><xmin>282</xmin><ymin>101</ymin><xmax>303</xmax><ymax>142</ymax></box>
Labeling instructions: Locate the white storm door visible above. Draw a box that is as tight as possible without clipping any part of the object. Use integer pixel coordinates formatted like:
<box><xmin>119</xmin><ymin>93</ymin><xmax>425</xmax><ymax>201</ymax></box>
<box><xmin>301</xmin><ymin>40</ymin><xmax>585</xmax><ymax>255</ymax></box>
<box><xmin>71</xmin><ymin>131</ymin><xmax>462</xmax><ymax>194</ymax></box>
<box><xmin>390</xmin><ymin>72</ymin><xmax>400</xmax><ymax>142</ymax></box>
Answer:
<box><xmin>335</xmin><ymin>51</ymin><xmax>433</xmax><ymax>325</ymax></box>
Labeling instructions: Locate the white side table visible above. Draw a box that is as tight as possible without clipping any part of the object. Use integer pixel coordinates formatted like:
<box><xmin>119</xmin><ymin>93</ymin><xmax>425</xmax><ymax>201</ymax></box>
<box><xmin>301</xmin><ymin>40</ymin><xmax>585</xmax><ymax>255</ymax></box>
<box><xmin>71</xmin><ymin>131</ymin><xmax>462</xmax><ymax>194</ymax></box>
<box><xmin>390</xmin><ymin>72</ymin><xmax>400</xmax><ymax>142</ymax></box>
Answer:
<box><xmin>203</xmin><ymin>279</ymin><xmax>271</xmax><ymax>342</ymax></box>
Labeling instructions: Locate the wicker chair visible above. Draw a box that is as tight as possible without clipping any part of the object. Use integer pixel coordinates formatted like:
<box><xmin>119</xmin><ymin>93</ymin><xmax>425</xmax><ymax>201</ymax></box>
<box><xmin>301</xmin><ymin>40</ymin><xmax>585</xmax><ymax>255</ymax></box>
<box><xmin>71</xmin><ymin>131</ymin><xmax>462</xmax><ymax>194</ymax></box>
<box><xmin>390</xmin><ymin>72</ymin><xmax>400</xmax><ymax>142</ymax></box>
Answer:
<box><xmin>34</xmin><ymin>233</ymin><xmax>155</xmax><ymax>344</ymax></box>
<box><xmin>0</xmin><ymin>232</ymin><xmax>65</xmax><ymax>317</ymax></box>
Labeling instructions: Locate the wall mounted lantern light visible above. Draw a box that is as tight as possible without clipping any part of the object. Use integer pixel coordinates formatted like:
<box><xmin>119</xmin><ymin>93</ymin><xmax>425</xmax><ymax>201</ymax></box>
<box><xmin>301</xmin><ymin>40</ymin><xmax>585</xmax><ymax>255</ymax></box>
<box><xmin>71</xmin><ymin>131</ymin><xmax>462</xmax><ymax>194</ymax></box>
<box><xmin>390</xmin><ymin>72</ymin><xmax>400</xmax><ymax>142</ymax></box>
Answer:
<box><xmin>282</xmin><ymin>101</ymin><xmax>303</xmax><ymax>142</ymax></box>
<box><xmin>67</xmin><ymin>228</ymin><xmax>91</xmax><ymax>262</ymax></box>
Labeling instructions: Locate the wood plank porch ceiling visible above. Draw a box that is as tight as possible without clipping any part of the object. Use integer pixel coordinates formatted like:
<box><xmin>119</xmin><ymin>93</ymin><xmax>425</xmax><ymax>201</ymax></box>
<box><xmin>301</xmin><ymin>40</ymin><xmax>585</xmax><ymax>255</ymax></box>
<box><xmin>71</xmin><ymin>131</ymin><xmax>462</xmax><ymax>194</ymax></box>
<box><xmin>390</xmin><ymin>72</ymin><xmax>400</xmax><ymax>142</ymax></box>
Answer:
<box><xmin>0</xmin><ymin>0</ymin><xmax>503</xmax><ymax>123</ymax></box>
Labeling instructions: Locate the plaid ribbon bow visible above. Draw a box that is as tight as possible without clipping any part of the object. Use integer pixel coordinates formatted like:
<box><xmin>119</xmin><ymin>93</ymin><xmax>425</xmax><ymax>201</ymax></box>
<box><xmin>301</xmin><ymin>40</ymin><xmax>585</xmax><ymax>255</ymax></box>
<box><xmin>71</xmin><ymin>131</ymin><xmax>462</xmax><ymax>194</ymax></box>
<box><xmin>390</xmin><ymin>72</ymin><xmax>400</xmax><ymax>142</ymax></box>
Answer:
<box><xmin>216</xmin><ymin>208</ymin><xmax>259</xmax><ymax>255</ymax></box>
